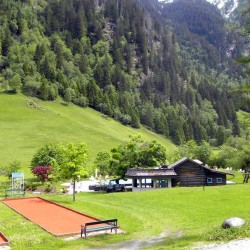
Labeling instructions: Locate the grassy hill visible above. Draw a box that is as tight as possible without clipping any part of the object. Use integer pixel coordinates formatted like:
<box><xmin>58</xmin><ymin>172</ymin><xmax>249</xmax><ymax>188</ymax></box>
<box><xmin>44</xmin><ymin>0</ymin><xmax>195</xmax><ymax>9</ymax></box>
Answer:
<box><xmin>0</xmin><ymin>93</ymin><xmax>176</xmax><ymax>176</ymax></box>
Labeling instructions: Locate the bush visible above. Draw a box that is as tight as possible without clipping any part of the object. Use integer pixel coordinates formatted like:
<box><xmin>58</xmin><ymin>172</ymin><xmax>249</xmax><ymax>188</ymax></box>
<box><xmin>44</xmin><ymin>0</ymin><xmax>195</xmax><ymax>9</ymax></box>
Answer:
<box><xmin>44</xmin><ymin>183</ymin><xmax>52</xmax><ymax>193</ymax></box>
<box><xmin>0</xmin><ymin>160</ymin><xmax>21</xmax><ymax>179</ymax></box>
<box><xmin>32</xmin><ymin>165</ymin><xmax>52</xmax><ymax>182</ymax></box>
<box><xmin>73</xmin><ymin>95</ymin><xmax>89</xmax><ymax>107</ymax></box>
<box><xmin>24</xmin><ymin>181</ymin><xmax>39</xmax><ymax>191</ymax></box>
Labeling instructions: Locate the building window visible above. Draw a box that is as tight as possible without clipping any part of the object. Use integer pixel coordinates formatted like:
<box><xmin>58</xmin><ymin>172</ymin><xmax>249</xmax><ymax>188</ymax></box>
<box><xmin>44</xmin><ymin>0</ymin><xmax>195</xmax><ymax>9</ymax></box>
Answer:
<box><xmin>216</xmin><ymin>178</ymin><xmax>222</xmax><ymax>184</ymax></box>
<box><xmin>159</xmin><ymin>179</ymin><xmax>168</xmax><ymax>188</ymax></box>
<box><xmin>207</xmin><ymin>178</ymin><xmax>213</xmax><ymax>184</ymax></box>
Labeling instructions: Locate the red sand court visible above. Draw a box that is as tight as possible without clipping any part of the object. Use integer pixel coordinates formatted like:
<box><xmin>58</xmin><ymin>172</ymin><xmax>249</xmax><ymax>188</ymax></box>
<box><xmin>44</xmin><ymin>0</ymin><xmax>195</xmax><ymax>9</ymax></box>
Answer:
<box><xmin>2</xmin><ymin>197</ymin><xmax>101</xmax><ymax>236</ymax></box>
<box><xmin>0</xmin><ymin>231</ymin><xmax>9</xmax><ymax>246</ymax></box>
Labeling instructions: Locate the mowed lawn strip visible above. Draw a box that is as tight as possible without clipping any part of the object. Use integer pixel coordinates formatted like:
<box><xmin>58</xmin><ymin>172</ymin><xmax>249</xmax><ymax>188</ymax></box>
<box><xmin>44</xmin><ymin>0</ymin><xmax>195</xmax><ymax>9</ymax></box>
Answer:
<box><xmin>1</xmin><ymin>184</ymin><xmax>250</xmax><ymax>249</ymax></box>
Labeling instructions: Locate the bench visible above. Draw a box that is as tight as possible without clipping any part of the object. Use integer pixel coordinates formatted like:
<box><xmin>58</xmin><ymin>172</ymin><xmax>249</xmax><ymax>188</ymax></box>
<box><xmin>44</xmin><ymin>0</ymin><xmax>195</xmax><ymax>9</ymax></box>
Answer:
<box><xmin>5</xmin><ymin>189</ymin><xmax>25</xmax><ymax>198</ymax></box>
<box><xmin>81</xmin><ymin>219</ymin><xmax>118</xmax><ymax>238</ymax></box>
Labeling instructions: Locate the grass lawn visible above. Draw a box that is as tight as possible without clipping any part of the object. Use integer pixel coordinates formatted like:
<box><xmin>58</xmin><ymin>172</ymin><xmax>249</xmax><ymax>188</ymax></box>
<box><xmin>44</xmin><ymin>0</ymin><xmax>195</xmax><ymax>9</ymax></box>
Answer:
<box><xmin>0</xmin><ymin>93</ymin><xmax>176</xmax><ymax>177</ymax></box>
<box><xmin>1</xmin><ymin>183</ymin><xmax>250</xmax><ymax>249</ymax></box>
<box><xmin>1</xmin><ymin>93</ymin><xmax>249</xmax><ymax>249</ymax></box>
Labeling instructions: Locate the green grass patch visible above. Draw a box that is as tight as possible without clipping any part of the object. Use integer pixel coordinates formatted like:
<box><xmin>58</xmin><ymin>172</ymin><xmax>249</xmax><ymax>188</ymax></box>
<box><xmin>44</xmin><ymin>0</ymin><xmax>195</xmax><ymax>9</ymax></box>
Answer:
<box><xmin>0</xmin><ymin>93</ymin><xmax>176</xmax><ymax>177</ymax></box>
<box><xmin>1</xmin><ymin>184</ymin><xmax>250</xmax><ymax>249</ymax></box>
<box><xmin>1</xmin><ymin>93</ymin><xmax>249</xmax><ymax>249</ymax></box>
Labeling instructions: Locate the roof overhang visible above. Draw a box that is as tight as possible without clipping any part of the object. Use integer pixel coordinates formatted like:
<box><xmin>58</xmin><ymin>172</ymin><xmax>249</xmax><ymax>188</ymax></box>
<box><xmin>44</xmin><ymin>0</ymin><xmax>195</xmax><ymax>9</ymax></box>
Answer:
<box><xmin>168</xmin><ymin>157</ymin><xmax>235</xmax><ymax>177</ymax></box>
<box><xmin>125</xmin><ymin>168</ymin><xmax>177</xmax><ymax>179</ymax></box>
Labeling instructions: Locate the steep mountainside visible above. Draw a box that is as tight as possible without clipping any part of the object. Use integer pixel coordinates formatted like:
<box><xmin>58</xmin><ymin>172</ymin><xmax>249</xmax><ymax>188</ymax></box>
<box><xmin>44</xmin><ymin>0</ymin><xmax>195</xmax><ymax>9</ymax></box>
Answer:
<box><xmin>160</xmin><ymin>0</ymin><xmax>241</xmax><ymax>73</ymax></box>
<box><xmin>207</xmin><ymin>0</ymin><xmax>238</xmax><ymax>17</ymax></box>
<box><xmin>156</xmin><ymin>0</ymin><xmax>249</xmax><ymax>107</ymax></box>
<box><xmin>0</xmin><ymin>0</ymin><xmax>247</xmax><ymax>146</ymax></box>
<box><xmin>159</xmin><ymin>0</ymin><xmax>239</xmax><ymax>17</ymax></box>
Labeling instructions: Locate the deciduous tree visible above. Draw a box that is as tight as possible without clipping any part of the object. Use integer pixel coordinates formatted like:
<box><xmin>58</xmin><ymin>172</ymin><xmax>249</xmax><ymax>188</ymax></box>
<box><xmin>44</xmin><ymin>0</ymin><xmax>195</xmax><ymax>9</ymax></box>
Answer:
<box><xmin>0</xmin><ymin>160</ymin><xmax>21</xmax><ymax>179</ymax></box>
<box><xmin>94</xmin><ymin>152</ymin><xmax>111</xmax><ymax>176</ymax></box>
<box><xmin>110</xmin><ymin>135</ymin><xmax>166</xmax><ymax>178</ymax></box>
<box><xmin>60</xmin><ymin>143</ymin><xmax>89</xmax><ymax>201</ymax></box>
<box><xmin>31</xmin><ymin>144</ymin><xmax>64</xmax><ymax>168</ymax></box>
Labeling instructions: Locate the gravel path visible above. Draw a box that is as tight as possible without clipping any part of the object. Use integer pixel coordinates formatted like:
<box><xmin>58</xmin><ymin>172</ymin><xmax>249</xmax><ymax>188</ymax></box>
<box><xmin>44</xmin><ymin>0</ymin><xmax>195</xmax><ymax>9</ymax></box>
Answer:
<box><xmin>200</xmin><ymin>238</ymin><xmax>250</xmax><ymax>250</ymax></box>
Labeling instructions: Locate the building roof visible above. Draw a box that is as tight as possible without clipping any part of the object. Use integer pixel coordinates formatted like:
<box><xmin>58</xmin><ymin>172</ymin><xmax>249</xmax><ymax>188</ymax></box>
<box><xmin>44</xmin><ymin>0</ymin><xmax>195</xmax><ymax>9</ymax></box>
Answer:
<box><xmin>203</xmin><ymin>165</ymin><xmax>235</xmax><ymax>176</ymax></box>
<box><xmin>11</xmin><ymin>172</ymin><xmax>24</xmax><ymax>178</ymax></box>
<box><xmin>125</xmin><ymin>168</ymin><xmax>177</xmax><ymax>178</ymax></box>
<box><xmin>168</xmin><ymin>157</ymin><xmax>234</xmax><ymax>176</ymax></box>
<box><xmin>168</xmin><ymin>157</ymin><xmax>189</xmax><ymax>169</ymax></box>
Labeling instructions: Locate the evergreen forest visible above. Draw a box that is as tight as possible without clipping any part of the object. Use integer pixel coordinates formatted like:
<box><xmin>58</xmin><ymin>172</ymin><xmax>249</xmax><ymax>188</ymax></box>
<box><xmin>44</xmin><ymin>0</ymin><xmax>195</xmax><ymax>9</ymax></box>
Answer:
<box><xmin>0</xmin><ymin>0</ymin><xmax>249</xmax><ymax>146</ymax></box>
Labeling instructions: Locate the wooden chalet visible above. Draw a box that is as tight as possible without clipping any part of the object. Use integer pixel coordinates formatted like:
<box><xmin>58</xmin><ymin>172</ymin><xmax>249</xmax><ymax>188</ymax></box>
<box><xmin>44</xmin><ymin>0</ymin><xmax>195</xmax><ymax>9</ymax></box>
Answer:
<box><xmin>168</xmin><ymin>157</ymin><xmax>234</xmax><ymax>187</ymax></box>
<box><xmin>124</xmin><ymin>158</ymin><xmax>234</xmax><ymax>191</ymax></box>
<box><xmin>125</xmin><ymin>168</ymin><xmax>177</xmax><ymax>191</ymax></box>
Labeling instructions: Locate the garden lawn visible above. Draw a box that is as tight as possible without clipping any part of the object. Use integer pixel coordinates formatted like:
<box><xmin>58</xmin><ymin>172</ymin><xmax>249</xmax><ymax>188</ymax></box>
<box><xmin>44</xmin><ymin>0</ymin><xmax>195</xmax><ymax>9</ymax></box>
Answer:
<box><xmin>1</xmin><ymin>184</ymin><xmax>250</xmax><ymax>249</ymax></box>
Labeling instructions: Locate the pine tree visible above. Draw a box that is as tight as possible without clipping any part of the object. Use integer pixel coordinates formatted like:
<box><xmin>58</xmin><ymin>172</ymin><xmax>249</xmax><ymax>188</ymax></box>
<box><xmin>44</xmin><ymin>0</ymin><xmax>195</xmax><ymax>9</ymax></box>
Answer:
<box><xmin>39</xmin><ymin>80</ymin><xmax>49</xmax><ymax>101</ymax></box>
<box><xmin>74</xmin><ymin>6</ymin><xmax>87</xmax><ymax>39</ymax></box>
<box><xmin>86</xmin><ymin>81</ymin><xmax>102</xmax><ymax>108</ymax></box>
<box><xmin>124</xmin><ymin>43</ymin><xmax>132</xmax><ymax>73</ymax></box>
<box><xmin>2</xmin><ymin>25</ymin><xmax>12</xmax><ymax>56</ymax></box>
<box><xmin>130</xmin><ymin>109</ymin><xmax>140</xmax><ymax>128</ymax></box>
<box><xmin>232</xmin><ymin>118</ymin><xmax>241</xmax><ymax>136</ymax></box>
<box><xmin>216</xmin><ymin>126</ymin><xmax>226</xmax><ymax>146</ymax></box>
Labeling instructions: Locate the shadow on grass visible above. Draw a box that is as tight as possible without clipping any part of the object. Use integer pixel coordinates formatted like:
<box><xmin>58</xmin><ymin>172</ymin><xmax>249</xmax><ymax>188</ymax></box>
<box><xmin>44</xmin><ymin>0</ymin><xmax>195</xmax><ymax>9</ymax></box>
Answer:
<box><xmin>61</xmin><ymin>102</ymin><xmax>69</xmax><ymax>106</ymax></box>
<box><xmin>1</xmin><ymin>90</ymin><xmax>17</xmax><ymax>95</ymax></box>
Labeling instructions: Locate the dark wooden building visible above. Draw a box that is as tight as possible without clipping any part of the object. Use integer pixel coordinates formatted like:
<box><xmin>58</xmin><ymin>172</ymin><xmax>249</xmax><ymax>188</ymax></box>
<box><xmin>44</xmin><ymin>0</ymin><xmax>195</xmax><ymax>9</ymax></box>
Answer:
<box><xmin>168</xmin><ymin>157</ymin><xmax>234</xmax><ymax>187</ymax></box>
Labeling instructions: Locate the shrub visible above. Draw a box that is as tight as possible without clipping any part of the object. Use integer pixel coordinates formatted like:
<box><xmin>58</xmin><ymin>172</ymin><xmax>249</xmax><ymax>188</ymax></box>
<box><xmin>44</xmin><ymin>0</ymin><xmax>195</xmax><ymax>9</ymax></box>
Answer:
<box><xmin>24</xmin><ymin>180</ymin><xmax>40</xmax><ymax>191</ymax></box>
<box><xmin>32</xmin><ymin>165</ymin><xmax>52</xmax><ymax>182</ymax></box>
<box><xmin>0</xmin><ymin>160</ymin><xmax>21</xmax><ymax>179</ymax></box>
<box><xmin>44</xmin><ymin>183</ymin><xmax>52</xmax><ymax>193</ymax></box>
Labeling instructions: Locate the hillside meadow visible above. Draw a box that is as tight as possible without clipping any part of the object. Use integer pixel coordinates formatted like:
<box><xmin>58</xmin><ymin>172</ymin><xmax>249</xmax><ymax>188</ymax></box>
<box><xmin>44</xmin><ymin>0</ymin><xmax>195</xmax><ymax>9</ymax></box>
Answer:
<box><xmin>1</xmin><ymin>93</ymin><xmax>249</xmax><ymax>249</ymax></box>
<box><xmin>0</xmin><ymin>184</ymin><xmax>250</xmax><ymax>249</ymax></box>
<box><xmin>0</xmin><ymin>93</ymin><xmax>176</xmax><ymax>177</ymax></box>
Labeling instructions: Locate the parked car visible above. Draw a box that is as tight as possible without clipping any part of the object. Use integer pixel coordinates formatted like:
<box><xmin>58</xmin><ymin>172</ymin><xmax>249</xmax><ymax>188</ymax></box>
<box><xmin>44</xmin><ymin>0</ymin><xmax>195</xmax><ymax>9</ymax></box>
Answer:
<box><xmin>88</xmin><ymin>180</ymin><xmax>109</xmax><ymax>192</ymax></box>
<box><xmin>106</xmin><ymin>183</ymin><xmax>125</xmax><ymax>193</ymax></box>
<box><xmin>89</xmin><ymin>179</ymin><xmax>132</xmax><ymax>192</ymax></box>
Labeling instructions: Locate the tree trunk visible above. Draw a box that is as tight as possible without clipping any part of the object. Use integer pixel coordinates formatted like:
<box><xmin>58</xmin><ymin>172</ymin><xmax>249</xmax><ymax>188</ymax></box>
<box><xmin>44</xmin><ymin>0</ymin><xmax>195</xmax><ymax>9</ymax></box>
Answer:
<box><xmin>73</xmin><ymin>180</ymin><xmax>76</xmax><ymax>201</ymax></box>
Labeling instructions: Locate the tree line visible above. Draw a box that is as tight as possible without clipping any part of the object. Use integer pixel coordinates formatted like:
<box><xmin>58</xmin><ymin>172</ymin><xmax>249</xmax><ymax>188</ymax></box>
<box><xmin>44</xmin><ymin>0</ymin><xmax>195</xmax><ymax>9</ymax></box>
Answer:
<box><xmin>0</xmin><ymin>0</ymin><xmax>248</xmax><ymax>146</ymax></box>
<box><xmin>1</xmin><ymin>132</ymin><xmax>249</xmax><ymax>200</ymax></box>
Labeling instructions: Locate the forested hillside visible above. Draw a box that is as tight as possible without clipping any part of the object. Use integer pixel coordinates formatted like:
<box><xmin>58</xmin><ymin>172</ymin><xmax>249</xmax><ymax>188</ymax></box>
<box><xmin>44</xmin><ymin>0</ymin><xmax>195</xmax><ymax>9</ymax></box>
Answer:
<box><xmin>0</xmin><ymin>0</ymin><xmax>248</xmax><ymax>146</ymax></box>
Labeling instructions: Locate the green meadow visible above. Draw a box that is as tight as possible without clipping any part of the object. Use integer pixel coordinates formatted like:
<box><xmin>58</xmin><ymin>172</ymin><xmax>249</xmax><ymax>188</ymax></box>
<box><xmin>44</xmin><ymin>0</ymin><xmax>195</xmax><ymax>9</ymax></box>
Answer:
<box><xmin>1</xmin><ymin>93</ymin><xmax>250</xmax><ymax>249</ymax></box>
<box><xmin>0</xmin><ymin>93</ymin><xmax>176</xmax><ymax>176</ymax></box>
<box><xmin>0</xmin><ymin>183</ymin><xmax>250</xmax><ymax>249</ymax></box>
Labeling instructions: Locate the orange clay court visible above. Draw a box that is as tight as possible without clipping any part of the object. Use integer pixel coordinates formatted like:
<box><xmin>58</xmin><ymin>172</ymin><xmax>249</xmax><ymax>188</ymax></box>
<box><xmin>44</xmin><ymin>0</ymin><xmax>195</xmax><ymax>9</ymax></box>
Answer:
<box><xmin>0</xmin><ymin>234</ymin><xmax>6</xmax><ymax>244</ymax></box>
<box><xmin>0</xmin><ymin>231</ymin><xmax>9</xmax><ymax>246</ymax></box>
<box><xmin>0</xmin><ymin>235</ymin><xmax>5</xmax><ymax>244</ymax></box>
<box><xmin>2</xmin><ymin>197</ymin><xmax>102</xmax><ymax>236</ymax></box>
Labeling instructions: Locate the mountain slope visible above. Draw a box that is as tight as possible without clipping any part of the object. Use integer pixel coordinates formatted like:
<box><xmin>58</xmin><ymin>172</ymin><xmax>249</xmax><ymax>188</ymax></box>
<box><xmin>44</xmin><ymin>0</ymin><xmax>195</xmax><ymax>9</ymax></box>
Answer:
<box><xmin>206</xmin><ymin>0</ymin><xmax>238</xmax><ymax>17</ymax></box>
<box><xmin>0</xmin><ymin>0</ymin><xmax>247</xmax><ymax>147</ymax></box>
<box><xmin>158</xmin><ymin>0</ymin><xmax>239</xmax><ymax>17</ymax></box>
<box><xmin>0</xmin><ymin>93</ymin><xmax>175</xmax><ymax>173</ymax></box>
